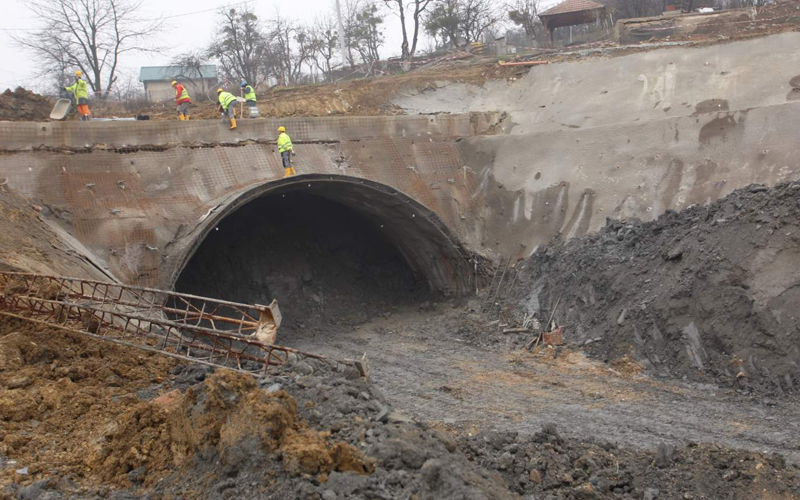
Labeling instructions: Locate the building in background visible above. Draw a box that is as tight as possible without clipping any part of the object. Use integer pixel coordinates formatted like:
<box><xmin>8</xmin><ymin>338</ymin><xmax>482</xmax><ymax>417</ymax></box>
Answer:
<box><xmin>139</xmin><ymin>65</ymin><xmax>218</xmax><ymax>102</ymax></box>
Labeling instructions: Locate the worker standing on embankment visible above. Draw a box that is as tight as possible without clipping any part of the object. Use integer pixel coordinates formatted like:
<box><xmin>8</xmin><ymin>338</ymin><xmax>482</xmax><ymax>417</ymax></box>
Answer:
<box><xmin>277</xmin><ymin>126</ymin><xmax>296</xmax><ymax>177</ymax></box>
<box><xmin>172</xmin><ymin>80</ymin><xmax>192</xmax><ymax>120</ymax></box>
<box><xmin>217</xmin><ymin>88</ymin><xmax>237</xmax><ymax>130</ymax></box>
<box><xmin>240</xmin><ymin>81</ymin><xmax>258</xmax><ymax>118</ymax></box>
<box><xmin>65</xmin><ymin>70</ymin><xmax>90</xmax><ymax>121</ymax></box>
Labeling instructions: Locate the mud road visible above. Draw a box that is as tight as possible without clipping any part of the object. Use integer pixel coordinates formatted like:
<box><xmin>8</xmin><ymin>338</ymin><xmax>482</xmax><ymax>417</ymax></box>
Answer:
<box><xmin>288</xmin><ymin>304</ymin><xmax>800</xmax><ymax>463</ymax></box>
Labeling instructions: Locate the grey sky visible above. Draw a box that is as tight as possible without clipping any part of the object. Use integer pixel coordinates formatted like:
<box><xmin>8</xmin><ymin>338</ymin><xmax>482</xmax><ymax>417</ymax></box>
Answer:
<box><xmin>0</xmin><ymin>0</ymin><xmax>411</xmax><ymax>92</ymax></box>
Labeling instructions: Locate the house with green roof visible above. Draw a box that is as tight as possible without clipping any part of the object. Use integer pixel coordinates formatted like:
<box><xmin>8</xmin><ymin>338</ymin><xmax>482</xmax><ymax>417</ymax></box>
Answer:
<box><xmin>139</xmin><ymin>65</ymin><xmax>218</xmax><ymax>102</ymax></box>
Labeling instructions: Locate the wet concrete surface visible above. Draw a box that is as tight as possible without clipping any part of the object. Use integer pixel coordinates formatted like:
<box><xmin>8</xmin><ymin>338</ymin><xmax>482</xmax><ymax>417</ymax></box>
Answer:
<box><xmin>288</xmin><ymin>304</ymin><xmax>800</xmax><ymax>463</ymax></box>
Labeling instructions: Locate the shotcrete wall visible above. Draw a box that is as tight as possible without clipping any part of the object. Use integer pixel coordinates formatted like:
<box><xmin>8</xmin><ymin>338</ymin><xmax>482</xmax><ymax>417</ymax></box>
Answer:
<box><xmin>0</xmin><ymin>114</ymin><xmax>495</xmax><ymax>290</ymax></box>
<box><xmin>2</xmin><ymin>34</ymin><xmax>800</xmax><ymax>289</ymax></box>
<box><xmin>394</xmin><ymin>32</ymin><xmax>800</xmax><ymax>134</ymax></box>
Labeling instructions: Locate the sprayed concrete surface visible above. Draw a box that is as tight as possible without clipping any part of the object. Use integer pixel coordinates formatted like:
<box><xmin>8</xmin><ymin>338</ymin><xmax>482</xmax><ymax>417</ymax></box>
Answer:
<box><xmin>0</xmin><ymin>114</ymin><xmax>499</xmax><ymax>291</ymax></box>
<box><xmin>394</xmin><ymin>32</ymin><xmax>800</xmax><ymax>134</ymax></box>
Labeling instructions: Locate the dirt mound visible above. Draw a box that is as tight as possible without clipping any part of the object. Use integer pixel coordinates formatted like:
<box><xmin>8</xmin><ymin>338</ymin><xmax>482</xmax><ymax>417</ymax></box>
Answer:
<box><xmin>505</xmin><ymin>181</ymin><xmax>800</xmax><ymax>397</ymax></box>
<box><xmin>0</xmin><ymin>317</ymin><xmax>175</xmax><ymax>483</ymax></box>
<box><xmin>462</xmin><ymin>424</ymin><xmax>800</xmax><ymax>500</ymax></box>
<box><xmin>91</xmin><ymin>370</ymin><xmax>373</xmax><ymax>486</ymax></box>
<box><xmin>0</xmin><ymin>88</ymin><xmax>52</xmax><ymax>122</ymax></box>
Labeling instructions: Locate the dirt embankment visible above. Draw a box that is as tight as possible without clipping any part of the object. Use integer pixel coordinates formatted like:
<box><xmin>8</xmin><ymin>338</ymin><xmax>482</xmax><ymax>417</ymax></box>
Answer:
<box><xmin>505</xmin><ymin>181</ymin><xmax>800</xmax><ymax>397</ymax></box>
<box><xmin>0</xmin><ymin>88</ymin><xmax>52</xmax><ymax>122</ymax></box>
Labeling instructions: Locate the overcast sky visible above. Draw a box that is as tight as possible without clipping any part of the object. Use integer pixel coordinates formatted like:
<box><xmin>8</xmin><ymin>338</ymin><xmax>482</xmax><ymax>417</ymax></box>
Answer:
<box><xmin>0</xmin><ymin>0</ymin><xmax>412</xmax><ymax>92</ymax></box>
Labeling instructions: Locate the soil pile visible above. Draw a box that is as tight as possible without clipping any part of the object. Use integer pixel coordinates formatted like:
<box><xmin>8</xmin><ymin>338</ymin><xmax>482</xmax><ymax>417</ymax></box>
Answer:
<box><xmin>0</xmin><ymin>316</ymin><xmax>176</xmax><ymax>483</ymax></box>
<box><xmin>506</xmin><ymin>181</ymin><xmax>800</xmax><ymax>396</ymax></box>
<box><xmin>0</xmin><ymin>88</ymin><xmax>52</xmax><ymax>122</ymax></box>
<box><xmin>91</xmin><ymin>370</ymin><xmax>373</xmax><ymax>488</ymax></box>
<box><xmin>462</xmin><ymin>424</ymin><xmax>800</xmax><ymax>500</ymax></box>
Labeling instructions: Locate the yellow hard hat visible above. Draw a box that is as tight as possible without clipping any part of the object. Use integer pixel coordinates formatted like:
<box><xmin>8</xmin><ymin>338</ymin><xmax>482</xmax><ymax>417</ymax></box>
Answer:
<box><xmin>171</xmin><ymin>80</ymin><xmax>177</xmax><ymax>86</ymax></box>
<box><xmin>217</xmin><ymin>88</ymin><xmax>223</xmax><ymax>93</ymax></box>
<box><xmin>278</xmin><ymin>126</ymin><xmax>286</xmax><ymax>132</ymax></box>
<box><xmin>75</xmin><ymin>70</ymin><xmax>82</xmax><ymax>77</ymax></box>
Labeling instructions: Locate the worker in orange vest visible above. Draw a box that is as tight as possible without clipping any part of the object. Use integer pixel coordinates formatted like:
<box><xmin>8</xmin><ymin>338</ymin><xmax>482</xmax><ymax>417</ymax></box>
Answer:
<box><xmin>171</xmin><ymin>80</ymin><xmax>192</xmax><ymax>120</ymax></box>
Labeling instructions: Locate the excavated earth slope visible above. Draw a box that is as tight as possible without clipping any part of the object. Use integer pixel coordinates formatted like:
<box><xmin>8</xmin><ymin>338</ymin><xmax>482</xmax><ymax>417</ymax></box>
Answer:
<box><xmin>508</xmin><ymin>181</ymin><xmax>800</xmax><ymax>397</ymax></box>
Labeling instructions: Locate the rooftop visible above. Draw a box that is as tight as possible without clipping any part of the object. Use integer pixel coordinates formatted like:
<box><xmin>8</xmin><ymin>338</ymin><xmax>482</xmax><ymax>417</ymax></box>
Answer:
<box><xmin>539</xmin><ymin>0</ymin><xmax>605</xmax><ymax>17</ymax></box>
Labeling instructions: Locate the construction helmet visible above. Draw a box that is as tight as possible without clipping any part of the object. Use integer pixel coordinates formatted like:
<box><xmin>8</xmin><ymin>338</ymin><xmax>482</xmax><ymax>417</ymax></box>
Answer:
<box><xmin>171</xmin><ymin>80</ymin><xmax>178</xmax><ymax>86</ymax></box>
<box><xmin>217</xmin><ymin>88</ymin><xmax>224</xmax><ymax>93</ymax></box>
<box><xmin>240</xmin><ymin>81</ymin><xmax>247</xmax><ymax>87</ymax></box>
<box><xmin>278</xmin><ymin>126</ymin><xmax>286</xmax><ymax>132</ymax></box>
<box><xmin>75</xmin><ymin>70</ymin><xmax>82</xmax><ymax>77</ymax></box>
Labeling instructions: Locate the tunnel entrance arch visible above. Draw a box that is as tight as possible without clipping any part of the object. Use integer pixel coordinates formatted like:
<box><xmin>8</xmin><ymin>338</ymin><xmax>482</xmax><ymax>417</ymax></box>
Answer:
<box><xmin>171</xmin><ymin>175</ymin><xmax>472</xmax><ymax>325</ymax></box>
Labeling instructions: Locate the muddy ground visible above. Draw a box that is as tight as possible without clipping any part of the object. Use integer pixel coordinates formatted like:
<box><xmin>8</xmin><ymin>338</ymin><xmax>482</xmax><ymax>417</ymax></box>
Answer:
<box><xmin>2</xmin><ymin>315</ymin><xmax>799</xmax><ymax>500</ymax></box>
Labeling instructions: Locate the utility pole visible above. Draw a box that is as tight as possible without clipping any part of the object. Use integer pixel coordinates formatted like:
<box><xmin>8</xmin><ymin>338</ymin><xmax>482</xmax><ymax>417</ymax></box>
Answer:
<box><xmin>335</xmin><ymin>0</ymin><xmax>348</xmax><ymax>67</ymax></box>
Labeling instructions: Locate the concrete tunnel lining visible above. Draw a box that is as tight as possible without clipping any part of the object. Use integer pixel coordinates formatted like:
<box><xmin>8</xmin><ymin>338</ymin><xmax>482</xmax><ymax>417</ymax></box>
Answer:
<box><xmin>170</xmin><ymin>174</ymin><xmax>473</xmax><ymax>298</ymax></box>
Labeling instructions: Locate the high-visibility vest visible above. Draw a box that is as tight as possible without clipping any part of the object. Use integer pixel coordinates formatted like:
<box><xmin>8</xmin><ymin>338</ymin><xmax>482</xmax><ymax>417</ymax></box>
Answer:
<box><xmin>175</xmin><ymin>84</ymin><xmax>191</xmax><ymax>104</ymax></box>
<box><xmin>218</xmin><ymin>91</ymin><xmax>237</xmax><ymax>110</ymax></box>
<box><xmin>243</xmin><ymin>85</ymin><xmax>256</xmax><ymax>102</ymax></box>
<box><xmin>277</xmin><ymin>132</ymin><xmax>293</xmax><ymax>153</ymax></box>
<box><xmin>65</xmin><ymin>78</ymin><xmax>89</xmax><ymax>100</ymax></box>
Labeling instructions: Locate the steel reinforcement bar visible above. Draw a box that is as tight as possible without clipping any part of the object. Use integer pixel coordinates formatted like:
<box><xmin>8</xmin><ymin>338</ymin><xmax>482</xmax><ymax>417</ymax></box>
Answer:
<box><xmin>0</xmin><ymin>272</ymin><xmax>365</xmax><ymax>377</ymax></box>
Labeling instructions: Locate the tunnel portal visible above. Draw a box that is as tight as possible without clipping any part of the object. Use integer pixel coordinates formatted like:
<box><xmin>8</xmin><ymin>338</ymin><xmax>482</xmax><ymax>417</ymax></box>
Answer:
<box><xmin>174</xmin><ymin>176</ymin><xmax>471</xmax><ymax>331</ymax></box>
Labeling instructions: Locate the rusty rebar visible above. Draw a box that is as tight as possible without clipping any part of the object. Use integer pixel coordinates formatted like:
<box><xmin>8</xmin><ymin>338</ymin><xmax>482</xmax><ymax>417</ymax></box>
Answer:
<box><xmin>0</xmin><ymin>271</ymin><xmax>345</xmax><ymax>377</ymax></box>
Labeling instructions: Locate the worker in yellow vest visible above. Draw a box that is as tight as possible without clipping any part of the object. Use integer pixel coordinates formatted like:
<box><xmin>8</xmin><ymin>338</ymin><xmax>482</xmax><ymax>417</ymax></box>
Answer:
<box><xmin>240</xmin><ymin>81</ymin><xmax>258</xmax><ymax>118</ymax></box>
<box><xmin>65</xmin><ymin>70</ymin><xmax>90</xmax><ymax>121</ymax></box>
<box><xmin>216</xmin><ymin>88</ymin><xmax>237</xmax><ymax>130</ymax></box>
<box><xmin>277</xmin><ymin>126</ymin><xmax>296</xmax><ymax>177</ymax></box>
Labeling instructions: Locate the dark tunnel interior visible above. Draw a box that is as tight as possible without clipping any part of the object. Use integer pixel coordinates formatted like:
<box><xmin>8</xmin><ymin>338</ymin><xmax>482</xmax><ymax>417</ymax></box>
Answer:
<box><xmin>175</xmin><ymin>191</ymin><xmax>431</xmax><ymax>336</ymax></box>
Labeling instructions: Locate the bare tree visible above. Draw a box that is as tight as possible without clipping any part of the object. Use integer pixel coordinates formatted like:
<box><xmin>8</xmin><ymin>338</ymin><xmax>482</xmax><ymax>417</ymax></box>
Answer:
<box><xmin>267</xmin><ymin>14</ymin><xmax>315</xmax><ymax>85</ymax></box>
<box><xmin>508</xmin><ymin>0</ymin><xmax>542</xmax><ymax>42</ymax></box>
<box><xmin>424</xmin><ymin>0</ymin><xmax>500</xmax><ymax>47</ymax></box>
<box><xmin>309</xmin><ymin>15</ymin><xmax>339</xmax><ymax>81</ymax></box>
<box><xmin>459</xmin><ymin>0</ymin><xmax>500</xmax><ymax>43</ymax></box>
<box><xmin>383</xmin><ymin>0</ymin><xmax>435</xmax><ymax>61</ymax></box>
<box><xmin>352</xmin><ymin>2</ymin><xmax>385</xmax><ymax>63</ymax></box>
<box><xmin>208</xmin><ymin>6</ymin><xmax>272</xmax><ymax>88</ymax></box>
<box><xmin>424</xmin><ymin>0</ymin><xmax>460</xmax><ymax>48</ymax></box>
<box><xmin>17</xmin><ymin>0</ymin><xmax>162</xmax><ymax>99</ymax></box>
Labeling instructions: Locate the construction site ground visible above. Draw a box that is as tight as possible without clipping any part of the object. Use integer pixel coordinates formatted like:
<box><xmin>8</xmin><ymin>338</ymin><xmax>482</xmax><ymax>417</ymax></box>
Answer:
<box><xmin>289</xmin><ymin>305</ymin><xmax>800</xmax><ymax>464</ymax></box>
<box><xmin>3</xmin><ymin>4</ymin><xmax>800</xmax><ymax>498</ymax></box>
<box><xmin>2</xmin><ymin>178</ymin><xmax>800</xmax><ymax>499</ymax></box>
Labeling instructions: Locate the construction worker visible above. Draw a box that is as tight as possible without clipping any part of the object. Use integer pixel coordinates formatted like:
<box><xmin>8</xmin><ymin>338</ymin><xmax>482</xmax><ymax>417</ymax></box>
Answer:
<box><xmin>172</xmin><ymin>80</ymin><xmax>192</xmax><ymax>120</ymax></box>
<box><xmin>65</xmin><ymin>70</ymin><xmax>90</xmax><ymax>121</ymax></box>
<box><xmin>240</xmin><ymin>81</ymin><xmax>258</xmax><ymax>118</ymax></box>
<box><xmin>277</xmin><ymin>126</ymin><xmax>296</xmax><ymax>177</ymax></box>
<box><xmin>217</xmin><ymin>88</ymin><xmax>237</xmax><ymax>130</ymax></box>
